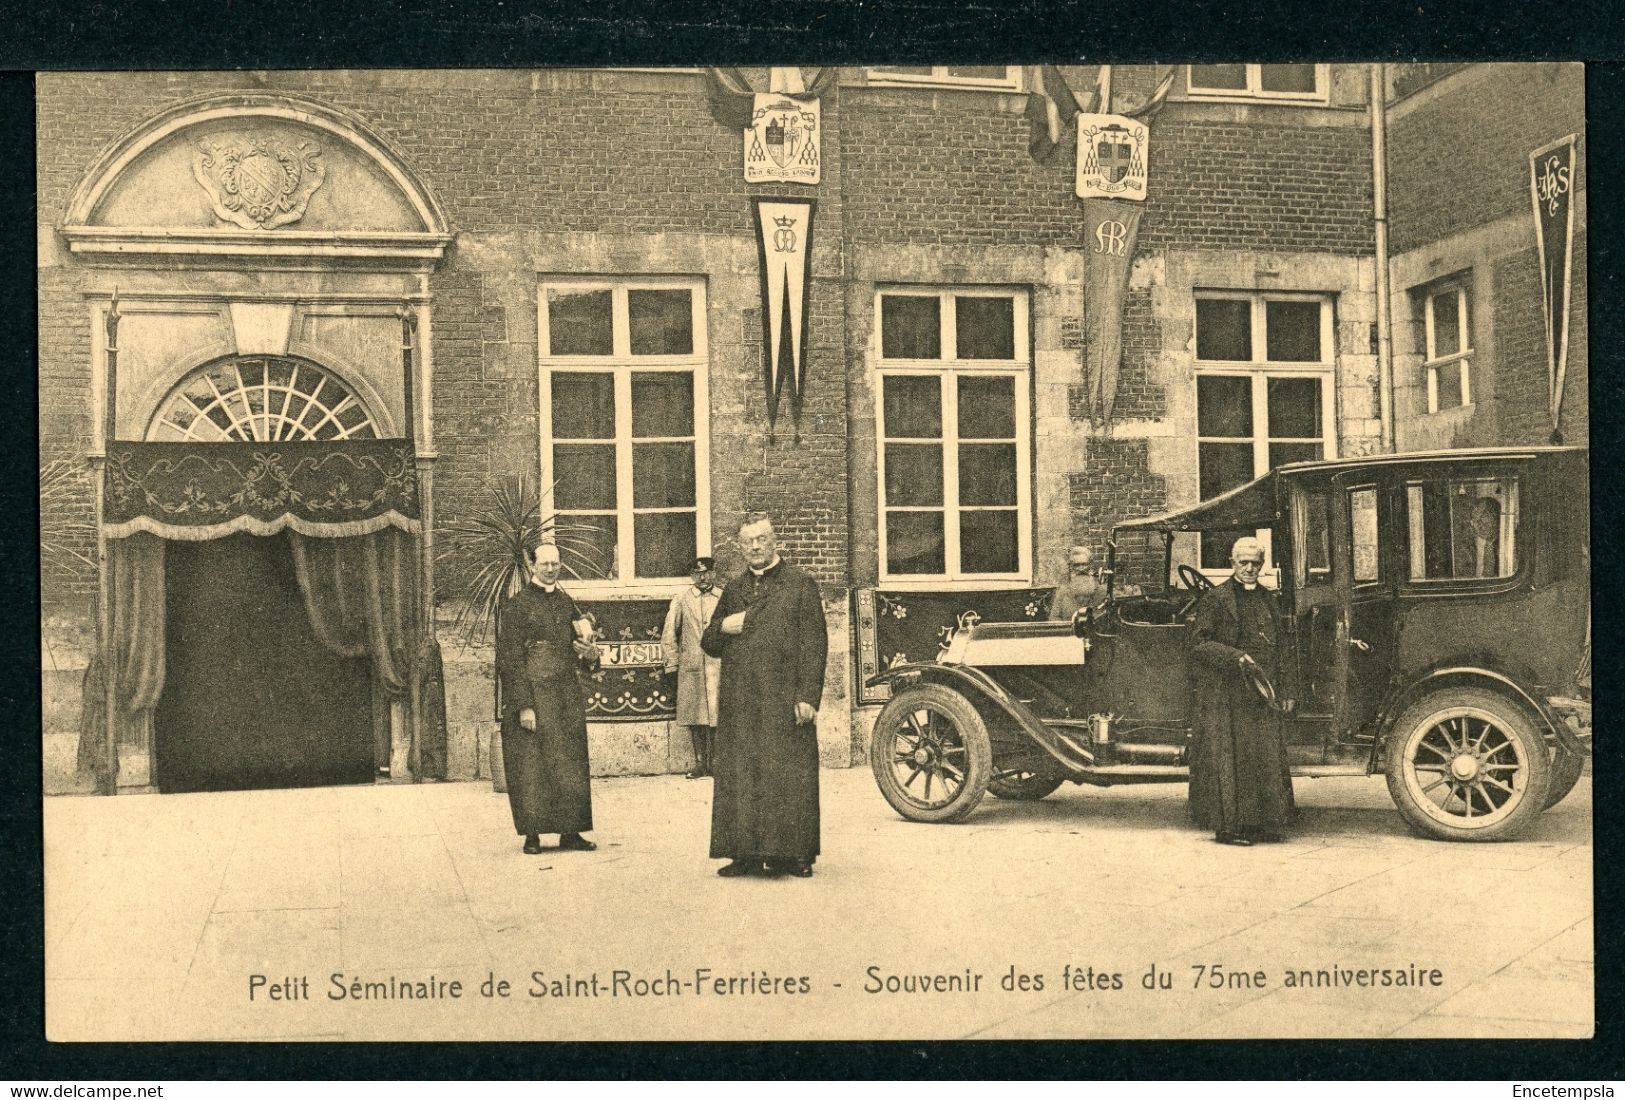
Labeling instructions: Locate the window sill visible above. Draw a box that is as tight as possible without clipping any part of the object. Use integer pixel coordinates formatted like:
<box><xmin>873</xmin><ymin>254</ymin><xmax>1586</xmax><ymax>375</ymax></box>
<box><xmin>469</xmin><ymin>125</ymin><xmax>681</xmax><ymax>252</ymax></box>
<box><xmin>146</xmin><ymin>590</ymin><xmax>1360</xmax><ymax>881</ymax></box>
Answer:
<box><xmin>875</xmin><ymin>578</ymin><xmax>1038</xmax><ymax>592</ymax></box>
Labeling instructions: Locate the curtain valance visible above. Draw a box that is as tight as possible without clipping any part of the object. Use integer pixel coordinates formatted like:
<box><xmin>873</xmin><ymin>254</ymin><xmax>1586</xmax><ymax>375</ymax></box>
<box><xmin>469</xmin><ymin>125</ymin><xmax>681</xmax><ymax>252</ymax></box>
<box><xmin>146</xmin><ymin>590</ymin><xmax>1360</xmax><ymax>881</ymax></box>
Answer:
<box><xmin>104</xmin><ymin>440</ymin><xmax>419</xmax><ymax>540</ymax></box>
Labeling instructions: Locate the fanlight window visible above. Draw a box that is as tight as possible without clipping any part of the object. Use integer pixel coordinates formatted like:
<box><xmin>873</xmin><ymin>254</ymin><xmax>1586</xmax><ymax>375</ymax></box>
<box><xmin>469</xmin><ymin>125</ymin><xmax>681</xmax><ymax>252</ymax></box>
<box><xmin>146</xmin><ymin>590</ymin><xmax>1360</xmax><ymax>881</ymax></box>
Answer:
<box><xmin>150</xmin><ymin>357</ymin><xmax>380</xmax><ymax>442</ymax></box>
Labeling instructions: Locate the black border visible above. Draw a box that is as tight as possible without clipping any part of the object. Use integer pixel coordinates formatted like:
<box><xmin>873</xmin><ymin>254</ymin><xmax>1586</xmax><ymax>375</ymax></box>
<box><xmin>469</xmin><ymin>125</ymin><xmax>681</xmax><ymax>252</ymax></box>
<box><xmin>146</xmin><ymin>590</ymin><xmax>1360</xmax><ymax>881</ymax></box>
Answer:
<box><xmin>2</xmin><ymin>0</ymin><xmax>1622</xmax><ymax>1082</ymax></box>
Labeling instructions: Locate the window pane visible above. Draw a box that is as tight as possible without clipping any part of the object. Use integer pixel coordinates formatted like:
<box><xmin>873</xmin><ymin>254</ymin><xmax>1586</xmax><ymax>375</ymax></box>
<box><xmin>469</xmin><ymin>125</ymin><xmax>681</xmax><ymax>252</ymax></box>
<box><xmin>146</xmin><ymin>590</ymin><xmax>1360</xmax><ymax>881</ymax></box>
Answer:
<box><xmin>884</xmin><ymin>444</ymin><xmax>944</xmax><ymax>506</ymax></box>
<box><xmin>945</xmin><ymin>66</ymin><xmax>1008</xmax><ymax>80</ymax></box>
<box><xmin>957</xmin><ymin>375</ymin><xmax>1015</xmax><ymax>438</ymax></box>
<box><xmin>632</xmin><ymin>442</ymin><xmax>696</xmax><ymax>508</ymax></box>
<box><xmin>1197</xmin><ymin>375</ymin><xmax>1253</xmax><ymax>438</ymax></box>
<box><xmin>881</xmin><ymin>295</ymin><xmax>942</xmax><ymax>359</ymax></box>
<box><xmin>631</xmin><ymin>372</ymin><xmax>694</xmax><ymax>437</ymax></box>
<box><xmin>1351</xmin><ymin>488</ymin><xmax>1379</xmax><ymax>583</ymax></box>
<box><xmin>1407</xmin><ymin>479</ymin><xmax>1517</xmax><ymax>581</ymax></box>
<box><xmin>551</xmin><ymin>373</ymin><xmax>615</xmax><ymax>439</ymax></box>
<box><xmin>1195</xmin><ymin>299</ymin><xmax>1252</xmax><ymax>360</ymax></box>
<box><xmin>1259</xmin><ymin>64</ymin><xmax>1317</xmax><ymax>93</ymax></box>
<box><xmin>547</xmin><ymin>288</ymin><xmax>613</xmax><ymax>356</ymax></box>
<box><xmin>959</xmin><ymin>444</ymin><xmax>1017</xmax><ymax>506</ymax></box>
<box><xmin>1201</xmin><ymin>527</ymin><xmax>1258</xmax><ymax>570</ymax></box>
<box><xmin>1431</xmin><ymin>290</ymin><xmax>1462</xmax><ymax>357</ymax></box>
<box><xmin>954</xmin><ymin>296</ymin><xmax>1015</xmax><ymax>359</ymax></box>
<box><xmin>886</xmin><ymin>511</ymin><xmax>946</xmax><ymax>575</ymax></box>
<box><xmin>1190</xmin><ymin>64</ymin><xmax>1247</xmax><ymax>90</ymax></box>
<box><xmin>627</xmin><ymin>289</ymin><xmax>693</xmax><ymax>355</ymax></box>
<box><xmin>1267</xmin><ymin>376</ymin><xmax>1322</xmax><ymax>438</ymax></box>
<box><xmin>1199</xmin><ymin>441</ymin><xmax>1254</xmax><ymax>500</ymax></box>
<box><xmin>882</xmin><ymin>375</ymin><xmax>942</xmax><ymax>438</ymax></box>
<box><xmin>1295</xmin><ymin>491</ymin><xmax>1332</xmax><ymax>585</ymax></box>
<box><xmin>1268</xmin><ymin>442</ymin><xmax>1323</xmax><ymax>469</ymax></box>
<box><xmin>1435</xmin><ymin>362</ymin><xmax>1466</xmax><ymax>410</ymax></box>
<box><xmin>634</xmin><ymin>512</ymin><xmax>696</xmax><ymax>578</ymax></box>
<box><xmin>960</xmin><ymin>510</ymin><xmax>1019</xmax><ymax>573</ymax></box>
<box><xmin>563</xmin><ymin>515</ymin><xmax>618</xmax><ymax>580</ymax></box>
<box><xmin>552</xmin><ymin>444</ymin><xmax>616</xmax><ymax>510</ymax></box>
<box><xmin>1265</xmin><ymin>300</ymin><xmax>1322</xmax><ymax>361</ymax></box>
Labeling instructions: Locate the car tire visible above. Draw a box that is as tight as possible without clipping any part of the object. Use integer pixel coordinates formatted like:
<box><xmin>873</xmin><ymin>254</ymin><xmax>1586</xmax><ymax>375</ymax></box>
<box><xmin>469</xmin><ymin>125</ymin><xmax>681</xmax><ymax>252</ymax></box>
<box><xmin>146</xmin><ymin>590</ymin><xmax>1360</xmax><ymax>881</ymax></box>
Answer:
<box><xmin>870</xmin><ymin>683</ymin><xmax>993</xmax><ymax>824</ymax></box>
<box><xmin>1384</xmin><ymin>686</ymin><xmax>1552</xmax><ymax>842</ymax></box>
<box><xmin>1544</xmin><ymin>745</ymin><xmax>1586</xmax><ymax>811</ymax></box>
<box><xmin>988</xmin><ymin>769</ymin><xmax>1066</xmax><ymax>801</ymax></box>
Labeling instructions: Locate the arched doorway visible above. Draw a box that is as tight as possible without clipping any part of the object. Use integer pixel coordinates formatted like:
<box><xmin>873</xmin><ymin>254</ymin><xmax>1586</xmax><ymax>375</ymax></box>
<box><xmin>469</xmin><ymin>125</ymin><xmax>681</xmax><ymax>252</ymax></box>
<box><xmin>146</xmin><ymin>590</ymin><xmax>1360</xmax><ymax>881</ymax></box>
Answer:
<box><xmin>151</xmin><ymin>356</ymin><xmax>384</xmax><ymax>793</ymax></box>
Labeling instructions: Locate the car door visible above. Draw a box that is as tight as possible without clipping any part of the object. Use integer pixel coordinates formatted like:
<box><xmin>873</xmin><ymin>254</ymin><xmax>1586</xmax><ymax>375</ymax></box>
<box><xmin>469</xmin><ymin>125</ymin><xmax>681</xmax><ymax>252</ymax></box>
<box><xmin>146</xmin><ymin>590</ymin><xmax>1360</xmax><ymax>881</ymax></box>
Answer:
<box><xmin>1328</xmin><ymin>474</ymin><xmax>1398</xmax><ymax>739</ymax></box>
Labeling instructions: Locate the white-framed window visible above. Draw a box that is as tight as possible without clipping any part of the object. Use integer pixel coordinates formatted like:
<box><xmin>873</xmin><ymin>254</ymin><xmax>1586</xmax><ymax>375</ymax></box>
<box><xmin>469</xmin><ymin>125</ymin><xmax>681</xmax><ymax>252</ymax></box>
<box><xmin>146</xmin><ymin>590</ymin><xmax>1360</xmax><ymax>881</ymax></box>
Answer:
<box><xmin>875</xmin><ymin>287</ymin><xmax>1032</xmax><ymax>584</ymax></box>
<box><xmin>538</xmin><ymin>278</ymin><xmax>710</xmax><ymax>588</ymax></box>
<box><xmin>1422</xmin><ymin>283</ymin><xmax>1473</xmax><ymax>413</ymax></box>
<box><xmin>866</xmin><ymin>66</ymin><xmax>1023</xmax><ymax>92</ymax></box>
<box><xmin>1194</xmin><ymin>291</ymin><xmax>1337</xmax><ymax>571</ymax></box>
<box><xmin>1187</xmin><ymin>63</ymin><xmax>1329</xmax><ymax>103</ymax></box>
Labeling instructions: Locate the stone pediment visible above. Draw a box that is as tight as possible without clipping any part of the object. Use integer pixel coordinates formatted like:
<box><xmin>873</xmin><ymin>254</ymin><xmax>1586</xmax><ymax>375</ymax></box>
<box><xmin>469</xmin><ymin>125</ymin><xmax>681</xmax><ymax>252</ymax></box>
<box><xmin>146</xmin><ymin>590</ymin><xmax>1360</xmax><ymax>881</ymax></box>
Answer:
<box><xmin>62</xmin><ymin>94</ymin><xmax>450</xmax><ymax>269</ymax></box>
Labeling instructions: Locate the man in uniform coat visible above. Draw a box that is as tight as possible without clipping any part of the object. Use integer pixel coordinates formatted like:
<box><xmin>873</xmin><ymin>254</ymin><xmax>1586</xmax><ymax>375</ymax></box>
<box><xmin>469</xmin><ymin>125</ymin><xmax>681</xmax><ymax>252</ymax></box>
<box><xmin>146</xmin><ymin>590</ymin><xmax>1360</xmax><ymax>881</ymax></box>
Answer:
<box><xmin>1186</xmin><ymin>536</ymin><xmax>1296</xmax><ymax>846</ymax></box>
<box><xmin>495</xmin><ymin>542</ymin><xmax>601</xmax><ymax>855</ymax></box>
<box><xmin>661</xmin><ymin>556</ymin><xmax>722</xmax><ymax>778</ymax></box>
<box><xmin>701</xmin><ymin>513</ymin><xmax>828</xmax><ymax>878</ymax></box>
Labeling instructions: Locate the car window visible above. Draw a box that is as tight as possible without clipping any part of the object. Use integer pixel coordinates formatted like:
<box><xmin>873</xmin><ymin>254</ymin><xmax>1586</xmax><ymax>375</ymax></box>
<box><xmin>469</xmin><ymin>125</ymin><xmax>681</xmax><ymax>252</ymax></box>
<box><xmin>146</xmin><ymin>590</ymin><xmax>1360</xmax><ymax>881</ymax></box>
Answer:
<box><xmin>1351</xmin><ymin>487</ymin><xmax>1380</xmax><ymax>584</ymax></box>
<box><xmin>1405</xmin><ymin>476</ymin><xmax>1519</xmax><ymax>581</ymax></box>
<box><xmin>1291</xmin><ymin>488</ymin><xmax>1332</xmax><ymax>588</ymax></box>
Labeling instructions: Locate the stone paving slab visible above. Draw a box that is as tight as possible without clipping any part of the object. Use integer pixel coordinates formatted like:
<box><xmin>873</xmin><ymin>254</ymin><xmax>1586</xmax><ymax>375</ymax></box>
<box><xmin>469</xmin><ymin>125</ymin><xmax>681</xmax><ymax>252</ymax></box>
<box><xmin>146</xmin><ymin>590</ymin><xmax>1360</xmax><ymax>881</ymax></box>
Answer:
<box><xmin>43</xmin><ymin>769</ymin><xmax>1592</xmax><ymax>1041</ymax></box>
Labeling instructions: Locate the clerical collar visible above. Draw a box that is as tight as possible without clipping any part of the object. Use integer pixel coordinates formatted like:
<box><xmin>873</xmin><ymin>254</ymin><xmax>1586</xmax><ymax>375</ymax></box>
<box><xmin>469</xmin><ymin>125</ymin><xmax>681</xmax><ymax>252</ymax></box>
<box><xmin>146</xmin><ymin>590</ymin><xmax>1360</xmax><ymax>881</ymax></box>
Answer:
<box><xmin>1240</xmin><ymin>581</ymin><xmax>1259</xmax><ymax>591</ymax></box>
<box><xmin>531</xmin><ymin>580</ymin><xmax>559</xmax><ymax>593</ymax></box>
<box><xmin>749</xmin><ymin>555</ymin><xmax>782</xmax><ymax>577</ymax></box>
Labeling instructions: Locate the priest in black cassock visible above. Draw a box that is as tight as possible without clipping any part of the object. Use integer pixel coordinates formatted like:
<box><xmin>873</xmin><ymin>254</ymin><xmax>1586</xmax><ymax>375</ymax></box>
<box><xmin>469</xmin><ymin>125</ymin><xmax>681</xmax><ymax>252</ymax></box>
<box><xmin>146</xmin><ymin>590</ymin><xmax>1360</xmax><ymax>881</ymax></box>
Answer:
<box><xmin>1187</xmin><ymin>536</ymin><xmax>1296</xmax><ymax>846</ymax></box>
<box><xmin>495</xmin><ymin>542</ymin><xmax>601</xmax><ymax>855</ymax></box>
<box><xmin>701</xmin><ymin>512</ymin><xmax>828</xmax><ymax>878</ymax></box>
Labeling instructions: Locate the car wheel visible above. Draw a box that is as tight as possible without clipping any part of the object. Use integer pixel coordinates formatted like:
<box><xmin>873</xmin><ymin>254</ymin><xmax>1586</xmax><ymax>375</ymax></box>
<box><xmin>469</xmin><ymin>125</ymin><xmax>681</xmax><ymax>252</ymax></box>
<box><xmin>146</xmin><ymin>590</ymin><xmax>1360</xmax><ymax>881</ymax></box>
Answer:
<box><xmin>1384</xmin><ymin>687</ymin><xmax>1551</xmax><ymax>842</ymax></box>
<box><xmin>988</xmin><ymin>769</ymin><xmax>1065</xmax><ymax>801</ymax></box>
<box><xmin>1544</xmin><ymin>745</ymin><xmax>1586</xmax><ymax>810</ymax></box>
<box><xmin>870</xmin><ymin>684</ymin><xmax>993</xmax><ymax>823</ymax></box>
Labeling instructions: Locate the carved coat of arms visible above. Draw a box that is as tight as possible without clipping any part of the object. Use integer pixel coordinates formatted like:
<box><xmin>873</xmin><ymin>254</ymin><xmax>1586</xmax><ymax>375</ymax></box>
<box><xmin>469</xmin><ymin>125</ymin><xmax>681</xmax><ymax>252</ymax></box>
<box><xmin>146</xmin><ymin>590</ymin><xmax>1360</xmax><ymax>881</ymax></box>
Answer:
<box><xmin>192</xmin><ymin>137</ymin><xmax>327</xmax><ymax>230</ymax></box>
<box><xmin>744</xmin><ymin>94</ymin><xmax>821</xmax><ymax>185</ymax></box>
<box><xmin>1075</xmin><ymin>113</ymin><xmax>1149</xmax><ymax>202</ymax></box>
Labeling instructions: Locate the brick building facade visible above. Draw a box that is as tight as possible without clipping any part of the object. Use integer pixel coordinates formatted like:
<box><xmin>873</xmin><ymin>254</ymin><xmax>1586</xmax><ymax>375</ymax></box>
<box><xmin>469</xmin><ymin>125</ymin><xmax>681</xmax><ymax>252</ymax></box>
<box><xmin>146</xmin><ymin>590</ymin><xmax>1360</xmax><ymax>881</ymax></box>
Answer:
<box><xmin>38</xmin><ymin>64</ymin><xmax>1572</xmax><ymax>796</ymax></box>
<box><xmin>1385</xmin><ymin>62</ymin><xmax>1587</xmax><ymax>450</ymax></box>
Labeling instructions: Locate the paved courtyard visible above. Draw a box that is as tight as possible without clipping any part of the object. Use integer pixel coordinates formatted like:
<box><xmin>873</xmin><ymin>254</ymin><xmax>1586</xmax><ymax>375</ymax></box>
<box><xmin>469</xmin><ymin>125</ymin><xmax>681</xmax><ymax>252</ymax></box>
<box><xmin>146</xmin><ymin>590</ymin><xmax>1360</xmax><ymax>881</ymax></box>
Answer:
<box><xmin>44</xmin><ymin>767</ymin><xmax>1592</xmax><ymax>1041</ymax></box>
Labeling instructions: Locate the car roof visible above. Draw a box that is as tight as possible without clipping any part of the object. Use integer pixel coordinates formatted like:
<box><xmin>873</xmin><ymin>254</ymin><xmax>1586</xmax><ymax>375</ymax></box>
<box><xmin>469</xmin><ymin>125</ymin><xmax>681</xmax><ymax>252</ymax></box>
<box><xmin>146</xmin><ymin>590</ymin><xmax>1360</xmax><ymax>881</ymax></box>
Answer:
<box><xmin>1115</xmin><ymin>445</ymin><xmax>1587</xmax><ymax>534</ymax></box>
<box><xmin>1271</xmin><ymin>444</ymin><xmax>1586</xmax><ymax>478</ymax></box>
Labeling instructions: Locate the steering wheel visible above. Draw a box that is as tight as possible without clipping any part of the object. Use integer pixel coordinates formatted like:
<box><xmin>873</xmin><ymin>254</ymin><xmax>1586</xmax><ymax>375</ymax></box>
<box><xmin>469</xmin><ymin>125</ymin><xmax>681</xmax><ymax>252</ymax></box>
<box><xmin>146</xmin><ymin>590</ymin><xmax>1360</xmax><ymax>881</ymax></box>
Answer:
<box><xmin>1175</xmin><ymin>564</ymin><xmax>1213</xmax><ymax>617</ymax></box>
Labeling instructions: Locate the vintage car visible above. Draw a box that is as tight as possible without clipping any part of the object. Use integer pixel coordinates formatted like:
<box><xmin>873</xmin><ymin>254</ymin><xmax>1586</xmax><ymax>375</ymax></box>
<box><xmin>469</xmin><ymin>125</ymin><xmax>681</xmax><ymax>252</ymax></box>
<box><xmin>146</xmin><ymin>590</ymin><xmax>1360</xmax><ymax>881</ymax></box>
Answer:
<box><xmin>867</xmin><ymin>447</ymin><xmax>1591</xmax><ymax>841</ymax></box>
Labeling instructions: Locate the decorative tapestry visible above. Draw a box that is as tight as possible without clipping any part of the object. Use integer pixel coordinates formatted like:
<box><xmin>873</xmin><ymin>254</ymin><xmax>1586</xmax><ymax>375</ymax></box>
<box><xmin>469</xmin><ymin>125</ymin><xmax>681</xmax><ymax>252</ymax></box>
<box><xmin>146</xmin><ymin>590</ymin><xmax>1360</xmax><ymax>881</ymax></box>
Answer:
<box><xmin>579</xmin><ymin>598</ymin><xmax>677</xmax><ymax>722</ymax></box>
<box><xmin>104</xmin><ymin>440</ymin><xmax>420</xmax><ymax>540</ymax></box>
<box><xmin>855</xmin><ymin>586</ymin><xmax>1055</xmax><ymax>704</ymax></box>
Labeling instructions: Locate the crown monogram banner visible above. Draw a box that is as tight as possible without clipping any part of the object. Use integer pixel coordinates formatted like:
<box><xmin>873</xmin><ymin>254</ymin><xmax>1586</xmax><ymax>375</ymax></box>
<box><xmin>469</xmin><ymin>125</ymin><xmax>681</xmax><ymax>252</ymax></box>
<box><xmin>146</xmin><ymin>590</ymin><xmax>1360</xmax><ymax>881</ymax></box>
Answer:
<box><xmin>752</xmin><ymin>197</ymin><xmax>816</xmax><ymax>443</ymax></box>
<box><xmin>1529</xmin><ymin>134</ymin><xmax>1577</xmax><ymax>442</ymax></box>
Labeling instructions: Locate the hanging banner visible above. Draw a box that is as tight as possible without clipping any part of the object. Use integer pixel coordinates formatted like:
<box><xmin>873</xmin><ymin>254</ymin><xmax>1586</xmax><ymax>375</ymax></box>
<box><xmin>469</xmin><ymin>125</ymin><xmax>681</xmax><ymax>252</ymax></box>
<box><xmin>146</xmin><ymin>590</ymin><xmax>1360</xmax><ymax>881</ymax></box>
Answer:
<box><xmin>1081</xmin><ymin>198</ymin><xmax>1145</xmax><ymax>426</ymax></box>
<box><xmin>1529</xmin><ymin>134</ymin><xmax>1577</xmax><ymax>439</ymax></box>
<box><xmin>746</xmin><ymin>93</ymin><xmax>822</xmax><ymax>185</ymax></box>
<box><xmin>752</xmin><ymin>197</ymin><xmax>816</xmax><ymax>440</ymax></box>
<box><xmin>1076</xmin><ymin>113</ymin><xmax>1149</xmax><ymax>201</ymax></box>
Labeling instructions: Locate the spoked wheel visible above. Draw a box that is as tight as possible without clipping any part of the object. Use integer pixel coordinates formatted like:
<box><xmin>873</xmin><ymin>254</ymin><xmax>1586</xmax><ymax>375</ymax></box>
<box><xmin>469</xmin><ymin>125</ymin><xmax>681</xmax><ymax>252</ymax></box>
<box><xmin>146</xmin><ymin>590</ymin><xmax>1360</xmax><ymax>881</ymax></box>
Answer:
<box><xmin>870</xmin><ymin>684</ymin><xmax>993</xmax><ymax>823</ymax></box>
<box><xmin>1385</xmin><ymin>687</ymin><xmax>1551</xmax><ymax>841</ymax></box>
<box><xmin>988</xmin><ymin>767</ymin><xmax>1066</xmax><ymax>801</ymax></box>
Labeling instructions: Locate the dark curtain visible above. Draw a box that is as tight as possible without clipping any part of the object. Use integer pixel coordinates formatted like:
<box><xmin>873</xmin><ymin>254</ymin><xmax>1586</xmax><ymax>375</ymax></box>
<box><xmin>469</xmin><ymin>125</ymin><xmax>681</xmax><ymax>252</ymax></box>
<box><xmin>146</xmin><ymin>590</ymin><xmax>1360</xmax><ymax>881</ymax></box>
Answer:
<box><xmin>78</xmin><ymin>533</ymin><xmax>167</xmax><ymax>792</ymax></box>
<box><xmin>287</xmin><ymin>528</ymin><xmax>447</xmax><ymax>778</ymax></box>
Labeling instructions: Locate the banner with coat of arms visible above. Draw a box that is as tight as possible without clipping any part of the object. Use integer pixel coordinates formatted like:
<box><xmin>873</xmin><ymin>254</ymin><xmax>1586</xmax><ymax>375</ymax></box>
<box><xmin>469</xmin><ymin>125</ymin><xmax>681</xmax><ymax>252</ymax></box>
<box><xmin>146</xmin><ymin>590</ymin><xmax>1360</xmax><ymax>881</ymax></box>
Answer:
<box><xmin>746</xmin><ymin>94</ymin><xmax>821</xmax><ymax>185</ymax></box>
<box><xmin>1075</xmin><ymin>113</ymin><xmax>1149</xmax><ymax>202</ymax></box>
